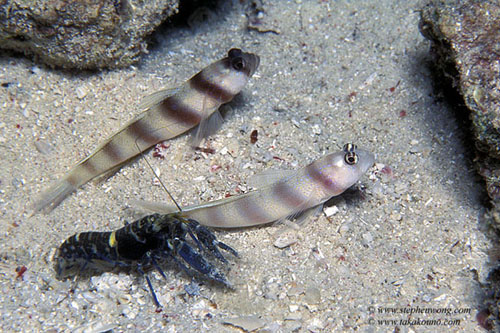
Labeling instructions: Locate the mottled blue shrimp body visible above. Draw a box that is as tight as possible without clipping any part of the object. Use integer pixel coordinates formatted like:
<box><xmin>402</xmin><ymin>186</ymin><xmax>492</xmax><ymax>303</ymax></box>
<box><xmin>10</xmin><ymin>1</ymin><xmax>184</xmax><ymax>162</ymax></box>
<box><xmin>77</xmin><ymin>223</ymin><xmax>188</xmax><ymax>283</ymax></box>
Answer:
<box><xmin>55</xmin><ymin>213</ymin><xmax>238</xmax><ymax>307</ymax></box>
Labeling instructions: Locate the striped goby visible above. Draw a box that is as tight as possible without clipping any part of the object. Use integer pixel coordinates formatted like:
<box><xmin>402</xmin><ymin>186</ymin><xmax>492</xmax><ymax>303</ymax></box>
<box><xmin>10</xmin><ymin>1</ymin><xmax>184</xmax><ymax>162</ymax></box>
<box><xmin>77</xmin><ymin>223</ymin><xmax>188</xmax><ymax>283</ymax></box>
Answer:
<box><xmin>33</xmin><ymin>49</ymin><xmax>260</xmax><ymax>214</ymax></box>
<box><xmin>151</xmin><ymin>144</ymin><xmax>374</xmax><ymax>228</ymax></box>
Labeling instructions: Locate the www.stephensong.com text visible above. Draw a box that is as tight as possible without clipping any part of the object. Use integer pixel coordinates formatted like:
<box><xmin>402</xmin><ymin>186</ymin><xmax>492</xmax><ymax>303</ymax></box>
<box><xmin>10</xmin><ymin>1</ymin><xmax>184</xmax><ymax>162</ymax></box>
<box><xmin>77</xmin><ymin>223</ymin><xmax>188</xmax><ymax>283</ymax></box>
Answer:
<box><xmin>367</xmin><ymin>306</ymin><xmax>471</xmax><ymax>327</ymax></box>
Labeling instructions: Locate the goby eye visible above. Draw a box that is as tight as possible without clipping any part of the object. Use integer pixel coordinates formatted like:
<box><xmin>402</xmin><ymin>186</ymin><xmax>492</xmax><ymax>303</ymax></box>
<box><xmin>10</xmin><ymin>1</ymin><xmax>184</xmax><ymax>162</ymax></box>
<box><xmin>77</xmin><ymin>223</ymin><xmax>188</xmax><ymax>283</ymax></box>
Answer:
<box><xmin>344</xmin><ymin>151</ymin><xmax>358</xmax><ymax>165</ymax></box>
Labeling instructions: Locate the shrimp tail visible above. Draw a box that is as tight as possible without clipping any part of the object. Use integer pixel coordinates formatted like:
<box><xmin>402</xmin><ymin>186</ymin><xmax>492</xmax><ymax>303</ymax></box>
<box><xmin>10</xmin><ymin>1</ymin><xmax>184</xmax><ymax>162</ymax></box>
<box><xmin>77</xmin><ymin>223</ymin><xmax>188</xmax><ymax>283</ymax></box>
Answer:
<box><xmin>31</xmin><ymin>179</ymin><xmax>76</xmax><ymax>215</ymax></box>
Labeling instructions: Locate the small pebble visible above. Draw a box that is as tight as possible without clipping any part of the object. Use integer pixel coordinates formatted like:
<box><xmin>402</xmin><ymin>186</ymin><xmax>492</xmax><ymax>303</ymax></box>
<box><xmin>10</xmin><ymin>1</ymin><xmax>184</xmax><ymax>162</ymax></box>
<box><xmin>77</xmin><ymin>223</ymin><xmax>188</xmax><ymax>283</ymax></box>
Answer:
<box><xmin>30</xmin><ymin>66</ymin><xmax>41</xmax><ymax>74</ymax></box>
<box><xmin>11</xmin><ymin>178</ymin><xmax>23</xmax><ymax>188</ymax></box>
<box><xmin>274</xmin><ymin>232</ymin><xmax>298</xmax><ymax>248</ymax></box>
<box><xmin>304</xmin><ymin>287</ymin><xmax>321</xmax><ymax>305</ymax></box>
<box><xmin>76</xmin><ymin>86</ymin><xmax>88</xmax><ymax>99</ymax></box>
<box><xmin>311</xmin><ymin>124</ymin><xmax>321</xmax><ymax>135</ymax></box>
<box><xmin>362</xmin><ymin>232</ymin><xmax>373</xmax><ymax>245</ymax></box>
<box><xmin>409</xmin><ymin>145</ymin><xmax>424</xmax><ymax>154</ymax></box>
<box><xmin>287</xmin><ymin>284</ymin><xmax>305</xmax><ymax>297</ymax></box>
<box><xmin>223</xmin><ymin>315</ymin><xmax>266</xmax><ymax>332</ymax></box>
<box><xmin>390</xmin><ymin>212</ymin><xmax>402</xmax><ymax>221</ymax></box>
<box><xmin>285</xmin><ymin>311</ymin><xmax>301</xmax><ymax>320</ymax></box>
<box><xmin>121</xmin><ymin>305</ymin><xmax>137</xmax><ymax>319</ymax></box>
<box><xmin>260</xmin><ymin>322</ymin><xmax>281</xmax><ymax>333</ymax></box>
<box><xmin>70</xmin><ymin>300</ymin><xmax>80</xmax><ymax>310</ymax></box>
<box><xmin>286</xmin><ymin>321</ymin><xmax>302</xmax><ymax>331</ymax></box>
<box><xmin>192</xmin><ymin>300</ymin><xmax>210</xmax><ymax>318</ymax></box>
<box><xmin>306</xmin><ymin>317</ymin><xmax>325</xmax><ymax>331</ymax></box>
<box><xmin>323</xmin><ymin>205</ymin><xmax>339</xmax><ymax>217</ymax></box>
<box><xmin>264</xmin><ymin>282</ymin><xmax>280</xmax><ymax>300</ymax></box>
<box><xmin>338</xmin><ymin>223</ymin><xmax>350</xmax><ymax>235</ymax></box>
<box><xmin>34</xmin><ymin>139</ymin><xmax>53</xmax><ymax>155</ymax></box>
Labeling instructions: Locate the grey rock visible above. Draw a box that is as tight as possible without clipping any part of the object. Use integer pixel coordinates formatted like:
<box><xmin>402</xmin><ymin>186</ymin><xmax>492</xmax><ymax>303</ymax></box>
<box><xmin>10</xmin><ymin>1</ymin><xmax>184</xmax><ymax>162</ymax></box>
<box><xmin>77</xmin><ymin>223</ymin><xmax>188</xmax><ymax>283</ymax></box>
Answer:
<box><xmin>419</xmin><ymin>1</ymin><xmax>500</xmax><ymax>329</ymax></box>
<box><xmin>420</xmin><ymin>0</ymin><xmax>500</xmax><ymax>228</ymax></box>
<box><xmin>0</xmin><ymin>0</ymin><xmax>179</xmax><ymax>69</ymax></box>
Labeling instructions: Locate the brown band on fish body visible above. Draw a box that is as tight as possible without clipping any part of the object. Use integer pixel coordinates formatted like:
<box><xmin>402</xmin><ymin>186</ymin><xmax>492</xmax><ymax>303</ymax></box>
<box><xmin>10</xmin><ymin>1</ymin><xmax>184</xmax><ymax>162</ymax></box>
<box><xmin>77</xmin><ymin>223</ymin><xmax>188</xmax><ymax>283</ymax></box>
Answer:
<box><xmin>127</xmin><ymin>119</ymin><xmax>161</xmax><ymax>146</ymax></box>
<box><xmin>236</xmin><ymin>196</ymin><xmax>270</xmax><ymax>224</ymax></box>
<box><xmin>80</xmin><ymin>159</ymin><xmax>98</xmax><ymax>177</ymax></box>
<box><xmin>273</xmin><ymin>181</ymin><xmax>306</xmax><ymax>209</ymax></box>
<box><xmin>65</xmin><ymin>172</ymin><xmax>82</xmax><ymax>188</ymax></box>
<box><xmin>189</xmin><ymin>69</ymin><xmax>235</xmax><ymax>104</ymax></box>
<box><xmin>101</xmin><ymin>140</ymin><xmax>123</xmax><ymax>163</ymax></box>
<box><xmin>159</xmin><ymin>96</ymin><xmax>202</xmax><ymax>126</ymax></box>
<box><xmin>203</xmin><ymin>205</ymin><xmax>227</xmax><ymax>227</ymax></box>
<box><xmin>305</xmin><ymin>163</ymin><xmax>341</xmax><ymax>194</ymax></box>
<box><xmin>66</xmin><ymin>156</ymin><xmax>100</xmax><ymax>188</ymax></box>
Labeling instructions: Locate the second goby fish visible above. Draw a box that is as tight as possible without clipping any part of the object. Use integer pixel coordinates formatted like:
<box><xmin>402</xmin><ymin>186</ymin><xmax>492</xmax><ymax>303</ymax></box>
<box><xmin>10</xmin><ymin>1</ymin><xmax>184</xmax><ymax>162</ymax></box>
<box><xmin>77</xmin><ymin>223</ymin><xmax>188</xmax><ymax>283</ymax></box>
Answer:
<box><xmin>147</xmin><ymin>144</ymin><xmax>374</xmax><ymax>228</ymax></box>
<box><xmin>33</xmin><ymin>49</ymin><xmax>260</xmax><ymax>213</ymax></box>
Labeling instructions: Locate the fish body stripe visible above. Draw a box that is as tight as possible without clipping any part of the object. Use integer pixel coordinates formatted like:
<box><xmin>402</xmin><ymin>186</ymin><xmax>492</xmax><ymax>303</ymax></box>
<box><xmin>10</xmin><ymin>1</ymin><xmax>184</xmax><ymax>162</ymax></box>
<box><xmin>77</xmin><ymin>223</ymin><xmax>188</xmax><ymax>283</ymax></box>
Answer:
<box><xmin>305</xmin><ymin>163</ymin><xmax>341</xmax><ymax>194</ymax></box>
<box><xmin>67</xmin><ymin>140</ymin><xmax>125</xmax><ymax>186</ymax></box>
<box><xmin>65</xmin><ymin>168</ymin><xmax>88</xmax><ymax>189</ymax></box>
<box><xmin>190</xmin><ymin>70</ymin><xmax>234</xmax><ymax>104</ymax></box>
<box><xmin>159</xmin><ymin>96</ymin><xmax>203</xmax><ymax>126</ymax></box>
<box><xmin>81</xmin><ymin>159</ymin><xmax>98</xmax><ymax>176</ymax></box>
<box><xmin>127</xmin><ymin>119</ymin><xmax>162</xmax><ymax>146</ymax></box>
<box><xmin>204</xmin><ymin>205</ymin><xmax>227</xmax><ymax>227</ymax></box>
<box><xmin>236</xmin><ymin>196</ymin><xmax>270</xmax><ymax>224</ymax></box>
<box><xmin>273</xmin><ymin>181</ymin><xmax>307</xmax><ymax>209</ymax></box>
<box><xmin>101</xmin><ymin>140</ymin><xmax>123</xmax><ymax>163</ymax></box>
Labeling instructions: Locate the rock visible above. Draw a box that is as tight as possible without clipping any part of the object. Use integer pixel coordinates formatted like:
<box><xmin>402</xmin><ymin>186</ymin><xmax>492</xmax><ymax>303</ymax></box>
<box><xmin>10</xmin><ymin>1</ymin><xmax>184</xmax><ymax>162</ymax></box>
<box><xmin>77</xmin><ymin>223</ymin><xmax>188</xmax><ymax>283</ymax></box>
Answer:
<box><xmin>223</xmin><ymin>315</ymin><xmax>266</xmax><ymax>332</ymax></box>
<box><xmin>273</xmin><ymin>231</ymin><xmax>298</xmax><ymax>249</ymax></box>
<box><xmin>75</xmin><ymin>86</ymin><xmax>88</xmax><ymax>99</ymax></box>
<box><xmin>419</xmin><ymin>1</ymin><xmax>500</xmax><ymax>329</ymax></box>
<box><xmin>419</xmin><ymin>0</ymin><xmax>500</xmax><ymax>229</ymax></box>
<box><xmin>361</xmin><ymin>232</ymin><xmax>373</xmax><ymax>246</ymax></box>
<box><xmin>323</xmin><ymin>205</ymin><xmax>339</xmax><ymax>217</ymax></box>
<box><xmin>0</xmin><ymin>0</ymin><xmax>179</xmax><ymax>69</ymax></box>
<box><xmin>34</xmin><ymin>139</ymin><xmax>53</xmax><ymax>155</ymax></box>
<box><xmin>304</xmin><ymin>286</ymin><xmax>321</xmax><ymax>305</ymax></box>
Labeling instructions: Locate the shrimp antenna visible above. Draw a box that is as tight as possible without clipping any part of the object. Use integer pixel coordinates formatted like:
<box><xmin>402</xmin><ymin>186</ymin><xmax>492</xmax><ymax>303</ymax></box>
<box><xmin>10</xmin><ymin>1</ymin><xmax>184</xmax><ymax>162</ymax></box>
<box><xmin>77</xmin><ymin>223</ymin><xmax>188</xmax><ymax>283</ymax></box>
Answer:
<box><xmin>135</xmin><ymin>135</ymin><xmax>182</xmax><ymax>213</ymax></box>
